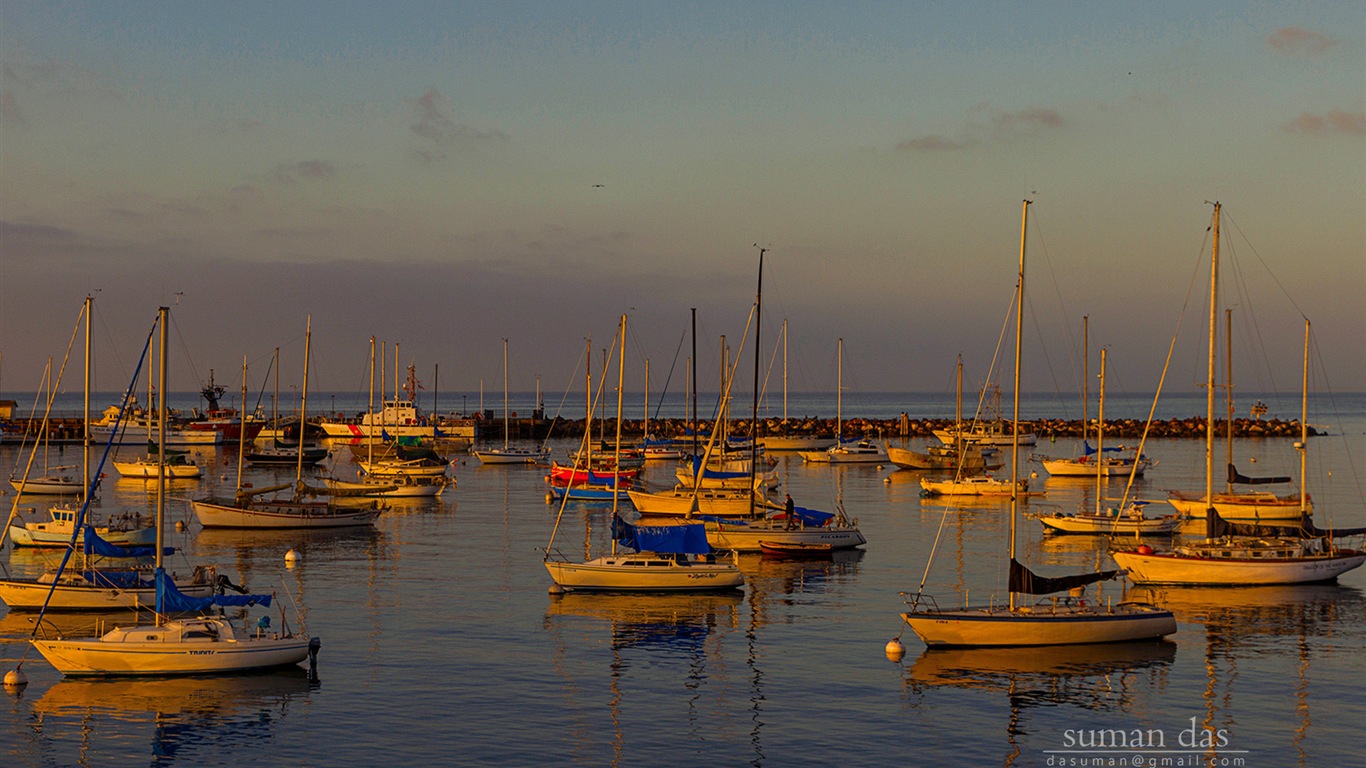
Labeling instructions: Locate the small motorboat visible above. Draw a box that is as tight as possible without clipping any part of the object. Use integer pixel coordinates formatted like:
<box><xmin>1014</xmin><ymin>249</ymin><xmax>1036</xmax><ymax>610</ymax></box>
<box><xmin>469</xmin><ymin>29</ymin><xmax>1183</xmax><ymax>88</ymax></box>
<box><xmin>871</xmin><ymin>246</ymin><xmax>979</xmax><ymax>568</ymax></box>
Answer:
<box><xmin>758</xmin><ymin>540</ymin><xmax>834</xmax><ymax>559</ymax></box>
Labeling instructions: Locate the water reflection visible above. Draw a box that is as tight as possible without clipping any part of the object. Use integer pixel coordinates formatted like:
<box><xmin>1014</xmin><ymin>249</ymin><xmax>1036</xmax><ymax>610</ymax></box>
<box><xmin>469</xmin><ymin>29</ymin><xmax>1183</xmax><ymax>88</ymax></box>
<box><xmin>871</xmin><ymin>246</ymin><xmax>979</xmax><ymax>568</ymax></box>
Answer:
<box><xmin>30</xmin><ymin>669</ymin><xmax>315</xmax><ymax>764</ymax></box>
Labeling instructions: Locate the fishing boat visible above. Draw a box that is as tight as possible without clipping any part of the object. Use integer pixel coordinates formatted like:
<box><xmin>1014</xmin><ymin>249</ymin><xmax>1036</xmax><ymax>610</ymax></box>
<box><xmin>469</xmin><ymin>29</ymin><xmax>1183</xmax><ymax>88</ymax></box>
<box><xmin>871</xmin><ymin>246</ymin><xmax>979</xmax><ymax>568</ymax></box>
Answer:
<box><xmin>799</xmin><ymin>339</ymin><xmax>888</xmax><ymax>464</ymax></box>
<box><xmin>191</xmin><ymin>319</ymin><xmax>384</xmax><ymax>530</ymax></box>
<box><xmin>543</xmin><ymin>314</ymin><xmax>744</xmax><ymax>592</ymax></box>
<box><xmin>1112</xmin><ymin>254</ymin><xmax>1364</xmax><ymax>588</ymax></box>
<box><xmin>24</xmin><ymin>313</ymin><xmax>318</xmax><ymax>676</ymax></box>
<box><xmin>899</xmin><ymin>200</ymin><xmax>1176</xmax><ymax>647</ymax></box>
<box><xmin>7</xmin><ymin>506</ymin><xmax>154</xmax><ymax>549</ymax></box>
<box><xmin>474</xmin><ymin>339</ymin><xmax>551</xmax><ymax>465</ymax></box>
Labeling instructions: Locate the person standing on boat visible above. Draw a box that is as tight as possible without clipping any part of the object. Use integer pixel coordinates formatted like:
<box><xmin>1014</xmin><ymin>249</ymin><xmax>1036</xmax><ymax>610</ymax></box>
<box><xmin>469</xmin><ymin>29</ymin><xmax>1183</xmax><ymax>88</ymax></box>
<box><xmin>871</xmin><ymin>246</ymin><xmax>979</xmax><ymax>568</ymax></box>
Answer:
<box><xmin>784</xmin><ymin>494</ymin><xmax>796</xmax><ymax>530</ymax></box>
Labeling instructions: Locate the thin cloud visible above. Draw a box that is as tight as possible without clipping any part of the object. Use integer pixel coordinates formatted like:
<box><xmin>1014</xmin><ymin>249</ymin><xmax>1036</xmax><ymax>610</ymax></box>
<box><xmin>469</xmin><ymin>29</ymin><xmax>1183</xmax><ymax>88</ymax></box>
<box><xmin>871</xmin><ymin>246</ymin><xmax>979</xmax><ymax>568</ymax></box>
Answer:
<box><xmin>1284</xmin><ymin>110</ymin><xmax>1366</xmax><ymax>137</ymax></box>
<box><xmin>1267</xmin><ymin>27</ymin><xmax>1338</xmax><ymax>55</ymax></box>
<box><xmin>0</xmin><ymin>92</ymin><xmax>22</xmax><ymax>126</ymax></box>
<box><xmin>272</xmin><ymin>160</ymin><xmax>337</xmax><ymax>185</ymax></box>
<box><xmin>896</xmin><ymin>106</ymin><xmax>1064</xmax><ymax>152</ymax></box>
<box><xmin>0</xmin><ymin>220</ymin><xmax>76</xmax><ymax>241</ymax></box>
<box><xmin>896</xmin><ymin>135</ymin><xmax>971</xmax><ymax>152</ymax></box>
<box><xmin>408</xmin><ymin>88</ymin><xmax>507</xmax><ymax>164</ymax></box>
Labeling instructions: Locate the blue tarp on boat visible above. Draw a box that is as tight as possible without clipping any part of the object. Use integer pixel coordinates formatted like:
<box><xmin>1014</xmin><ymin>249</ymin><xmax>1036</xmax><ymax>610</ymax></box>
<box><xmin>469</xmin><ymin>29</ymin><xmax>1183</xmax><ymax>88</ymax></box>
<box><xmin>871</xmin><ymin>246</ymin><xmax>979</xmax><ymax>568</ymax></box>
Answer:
<box><xmin>155</xmin><ymin>568</ymin><xmax>272</xmax><ymax>613</ymax></box>
<box><xmin>612</xmin><ymin>516</ymin><xmax>711</xmax><ymax>554</ymax></box>
<box><xmin>82</xmin><ymin>525</ymin><xmax>172</xmax><ymax>559</ymax></box>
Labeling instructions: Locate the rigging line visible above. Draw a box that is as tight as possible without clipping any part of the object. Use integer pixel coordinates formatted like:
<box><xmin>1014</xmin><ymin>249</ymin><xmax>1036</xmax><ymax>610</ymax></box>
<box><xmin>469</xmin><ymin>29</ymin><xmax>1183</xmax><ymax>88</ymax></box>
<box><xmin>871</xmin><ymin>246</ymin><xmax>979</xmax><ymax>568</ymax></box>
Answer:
<box><xmin>650</xmin><ymin>330</ymin><xmax>687</xmax><ymax>422</ymax></box>
<box><xmin>1028</xmin><ymin>206</ymin><xmax>1084</xmax><ymax>406</ymax></box>
<box><xmin>1307</xmin><ymin>330</ymin><xmax>1364</xmax><ymax>524</ymax></box>
<box><xmin>169</xmin><ymin>311</ymin><xmax>205</xmax><ymax>396</ymax></box>
<box><xmin>1115</xmin><ymin>209</ymin><xmax>1212</xmax><ymax>513</ymax></box>
<box><xmin>1222</xmin><ymin>210</ymin><xmax>1310</xmax><ymax>320</ymax></box>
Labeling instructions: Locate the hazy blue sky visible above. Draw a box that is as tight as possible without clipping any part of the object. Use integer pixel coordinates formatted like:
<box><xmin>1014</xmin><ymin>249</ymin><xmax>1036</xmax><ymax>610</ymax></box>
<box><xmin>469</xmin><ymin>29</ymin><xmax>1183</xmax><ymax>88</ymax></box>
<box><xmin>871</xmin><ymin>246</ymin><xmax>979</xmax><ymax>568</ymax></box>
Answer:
<box><xmin>2</xmin><ymin>2</ymin><xmax>1362</xmax><ymax>405</ymax></box>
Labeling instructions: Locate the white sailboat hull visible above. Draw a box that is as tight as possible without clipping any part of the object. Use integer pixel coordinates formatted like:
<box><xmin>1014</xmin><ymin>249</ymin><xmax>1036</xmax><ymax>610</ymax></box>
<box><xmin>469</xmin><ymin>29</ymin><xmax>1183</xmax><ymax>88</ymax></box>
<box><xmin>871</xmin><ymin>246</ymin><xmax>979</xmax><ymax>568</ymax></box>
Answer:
<box><xmin>0</xmin><ymin>576</ymin><xmax>215</xmax><ymax>611</ymax></box>
<box><xmin>31</xmin><ymin>618</ymin><xmax>313</xmax><ymax>676</ymax></box>
<box><xmin>191</xmin><ymin>498</ymin><xmax>382</xmax><ymax>529</ymax></box>
<box><xmin>1036</xmin><ymin>513</ymin><xmax>1179</xmax><ymax>536</ymax></box>
<box><xmin>902</xmin><ymin>603</ymin><xmax>1177</xmax><ymax>647</ymax></box>
<box><xmin>759</xmin><ymin>436</ymin><xmax>836</xmax><ymax>451</ymax></box>
<box><xmin>1165</xmin><ymin>491</ymin><xmax>1309</xmax><ymax>520</ymax></box>
<box><xmin>799</xmin><ymin>444</ymin><xmax>888</xmax><ymax>464</ymax></box>
<box><xmin>626</xmin><ymin>488</ymin><xmax>763</xmax><ymax>517</ymax></box>
<box><xmin>1041</xmin><ymin>456</ymin><xmax>1150</xmax><ymax>478</ymax></box>
<box><xmin>1111</xmin><ymin>549</ymin><xmax>1366</xmax><ymax>585</ymax></box>
<box><xmin>544</xmin><ymin>554</ymin><xmax>745</xmax><ymax>592</ymax></box>
<box><xmin>112</xmin><ymin>460</ymin><xmax>203</xmax><ymax>479</ymax></box>
<box><xmin>473</xmin><ymin>448</ymin><xmax>548</xmax><ymax>465</ymax></box>
<box><xmin>8</xmin><ymin>523</ymin><xmax>156</xmax><ymax>549</ymax></box>
<box><xmin>9</xmin><ymin>477</ymin><xmax>85</xmax><ymax>495</ymax></box>
<box><xmin>704</xmin><ymin>522</ymin><xmax>866</xmax><ymax>552</ymax></box>
<box><xmin>919</xmin><ymin>476</ymin><xmax>1023</xmax><ymax>496</ymax></box>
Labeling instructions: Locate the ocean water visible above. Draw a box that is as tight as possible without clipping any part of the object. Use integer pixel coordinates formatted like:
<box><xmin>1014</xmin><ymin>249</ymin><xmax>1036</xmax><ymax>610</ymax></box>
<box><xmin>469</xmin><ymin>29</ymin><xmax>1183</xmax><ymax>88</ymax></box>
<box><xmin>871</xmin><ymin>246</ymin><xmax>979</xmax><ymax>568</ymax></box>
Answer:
<box><xmin>2</xmin><ymin>392</ymin><xmax>1364</xmax><ymax>767</ymax></box>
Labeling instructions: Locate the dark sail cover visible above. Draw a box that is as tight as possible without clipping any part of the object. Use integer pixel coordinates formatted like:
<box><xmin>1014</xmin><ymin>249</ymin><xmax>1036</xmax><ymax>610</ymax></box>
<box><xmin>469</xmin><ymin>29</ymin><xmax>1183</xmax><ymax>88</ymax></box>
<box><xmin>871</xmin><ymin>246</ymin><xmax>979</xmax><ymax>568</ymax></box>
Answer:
<box><xmin>1008</xmin><ymin>558</ymin><xmax>1119</xmax><ymax>595</ymax></box>
<box><xmin>1228</xmin><ymin>463</ymin><xmax>1291</xmax><ymax>485</ymax></box>
<box><xmin>1206</xmin><ymin>510</ymin><xmax>1366</xmax><ymax>539</ymax></box>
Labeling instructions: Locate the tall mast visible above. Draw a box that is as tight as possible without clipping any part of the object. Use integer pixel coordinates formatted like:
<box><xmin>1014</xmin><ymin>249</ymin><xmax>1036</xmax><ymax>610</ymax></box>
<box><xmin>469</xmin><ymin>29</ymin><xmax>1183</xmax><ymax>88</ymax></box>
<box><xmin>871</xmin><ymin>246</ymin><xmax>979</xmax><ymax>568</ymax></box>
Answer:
<box><xmin>836</xmin><ymin>338</ymin><xmax>843</xmax><ymax>440</ymax></box>
<box><xmin>1009</xmin><ymin>198</ymin><xmax>1030</xmax><ymax>610</ymax></box>
<box><xmin>1225</xmin><ymin>308</ymin><xmax>1234</xmax><ymax>493</ymax></box>
<box><xmin>1082</xmin><ymin>315</ymin><xmax>1089</xmax><ymax>446</ymax></box>
<box><xmin>294</xmin><ymin>316</ymin><xmax>312</xmax><ymax>494</ymax></box>
<box><xmin>368</xmin><ymin>337</ymin><xmax>376</xmax><ymax>465</ymax></box>
<box><xmin>610</xmin><ymin>315</ymin><xmax>627</xmax><ymax>553</ymax></box>
<box><xmin>749</xmin><ymin>246</ymin><xmax>766</xmax><ymax>517</ymax></box>
<box><xmin>502</xmin><ymin>339</ymin><xmax>510</xmax><ymax>450</ymax></box>
<box><xmin>690</xmin><ymin>308</ymin><xmax>698</xmax><ymax>458</ymax></box>
<box><xmin>1299</xmin><ymin>319</ymin><xmax>1309</xmax><ymax>514</ymax></box>
<box><xmin>155</xmin><ymin>307</ymin><xmax>168</xmax><ymax>573</ymax></box>
<box><xmin>1095</xmin><ymin>348</ymin><xmax>1106</xmax><ymax>516</ymax></box>
<box><xmin>782</xmin><ymin>319</ymin><xmax>789</xmax><ymax>423</ymax></box>
<box><xmin>236</xmin><ymin>356</ymin><xmax>248</xmax><ymax>494</ymax></box>
<box><xmin>81</xmin><ymin>295</ymin><xmax>91</xmax><ymax>504</ymax></box>
<box><xmin>1205</xmin><ymin>203</ymin><xmax>1220</xmax><ymax>513</ymax></box>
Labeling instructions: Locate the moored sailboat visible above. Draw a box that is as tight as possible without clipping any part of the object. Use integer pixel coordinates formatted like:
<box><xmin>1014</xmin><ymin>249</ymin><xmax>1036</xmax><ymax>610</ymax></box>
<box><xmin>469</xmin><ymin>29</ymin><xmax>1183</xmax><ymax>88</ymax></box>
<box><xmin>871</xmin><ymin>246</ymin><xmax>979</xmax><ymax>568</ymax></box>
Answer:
<box><xmin>899</xmin><ymin>200</ymin><xmax>1176</xmax><ymax>647</ymax></box>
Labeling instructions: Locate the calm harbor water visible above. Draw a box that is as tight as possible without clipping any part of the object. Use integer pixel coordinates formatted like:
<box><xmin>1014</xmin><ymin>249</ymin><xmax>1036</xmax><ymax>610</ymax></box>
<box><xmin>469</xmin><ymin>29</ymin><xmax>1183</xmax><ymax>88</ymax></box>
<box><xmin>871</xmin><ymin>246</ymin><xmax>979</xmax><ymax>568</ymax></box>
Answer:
<box><xmin>3</xmin><ymin>392</ymin><xmax>1365</xmax><ymax>767</ymax></box>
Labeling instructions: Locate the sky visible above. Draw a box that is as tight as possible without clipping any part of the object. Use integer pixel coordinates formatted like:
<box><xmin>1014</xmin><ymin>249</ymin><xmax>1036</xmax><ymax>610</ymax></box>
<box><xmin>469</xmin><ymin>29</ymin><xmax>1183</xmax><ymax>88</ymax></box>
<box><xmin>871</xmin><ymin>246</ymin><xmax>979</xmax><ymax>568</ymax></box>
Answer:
<box><xmin>2</xmin><ymin>2</ymin><xmax>1363</xmax><ymax>407</ymax></box>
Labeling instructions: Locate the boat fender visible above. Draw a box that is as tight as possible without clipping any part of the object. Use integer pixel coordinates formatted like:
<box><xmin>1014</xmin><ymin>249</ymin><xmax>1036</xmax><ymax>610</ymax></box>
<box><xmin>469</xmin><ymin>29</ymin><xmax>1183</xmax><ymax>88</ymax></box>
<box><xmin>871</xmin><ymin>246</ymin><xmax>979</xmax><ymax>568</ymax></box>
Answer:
<box><xmin>1136</xmin><ymin>545</ymin><xmax>1154</xmax><ymax>555</ymax></box>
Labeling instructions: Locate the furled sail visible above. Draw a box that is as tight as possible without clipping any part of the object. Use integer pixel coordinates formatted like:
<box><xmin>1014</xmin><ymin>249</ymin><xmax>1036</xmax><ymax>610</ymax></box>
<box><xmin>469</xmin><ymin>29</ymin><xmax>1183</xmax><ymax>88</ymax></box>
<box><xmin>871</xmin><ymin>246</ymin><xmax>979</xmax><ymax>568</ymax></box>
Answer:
<box><xmin>1227</xmin><ymin>463</ymin><xmax>1291</xmax><ymax>485</ymax></box>
<box><xmin>1008</xmin><ymin>558</ymin><xmax>1119</xmax><ymax>595</ymax></box>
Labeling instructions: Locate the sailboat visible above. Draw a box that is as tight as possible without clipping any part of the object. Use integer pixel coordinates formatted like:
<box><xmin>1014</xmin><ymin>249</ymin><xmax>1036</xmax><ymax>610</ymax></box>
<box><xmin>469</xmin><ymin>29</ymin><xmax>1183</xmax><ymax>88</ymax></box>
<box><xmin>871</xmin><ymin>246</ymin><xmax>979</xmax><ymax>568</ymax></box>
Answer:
<box><xmin>932</xmin><ymin>384</ymin><xmax>1037</xmax><ymax>447</ymax></box>
<box><xmin>1035</xmin><ymin>348</ymin><xmax>1180</xmax><ymax>536</ymax></box>
<box><xmin>1038</xmin><ymin>320</ymin><xmax>1152</xmax><ymax>479</ymax></box>
<box><xmin>112</xmin><ymin>346</ymin><xmax>203</xmax><ymax>479</ymax></box>
<box><xmin>191</xmin><ymin>318</ymin><xmax>385</xmax><ymax>529</ymax></box>
<box><xmin>0</xmin><ymin>306</ymin><xmax>218</xmax><ymax>611</ymax></box>
<box><xmin>899</xmin><ymin>200</ymin><xmax>1176</xmax><ymax>647</ymax></box>
<box><xmin>1165</xmin><ymin>306</ymin><xmax>1306</xmax><ymax>521</ymax></box>
<box><xmin>887</xmin><ymin>356</ymin><xmax>995</xmax><ymax>472</ymax></box>
<box><xmin>798</xmin><ymin>339</ymin><xmax>888</xmax><ymax>464</ymax></box>
<box><xmin>23</xmin><ymin>305</ymin><xmax>319</xmax><ymax>677</ymax></box>
<box><xmin>758</xmin><ymin>320</ymin><xmax>836</xmax><ymax>452</ymax></box>
<box><xmin>474</xmin><ymin>339</ymin><xmax>550</xmax><ymax>465</ymax></box>
<box><xmin>1112</xmin><ymin>272</ymin><xmax>1365</xmax><ymax>587</ymax></box>
<box><xmin>7</xmin><ymin>357</ymin><xmax>86</xmax><ymax>495</ymax></box>
<box><xmin>543</xmin><ymin>315</ymin><xmax>744</xmax><ymax>592</ymax></box>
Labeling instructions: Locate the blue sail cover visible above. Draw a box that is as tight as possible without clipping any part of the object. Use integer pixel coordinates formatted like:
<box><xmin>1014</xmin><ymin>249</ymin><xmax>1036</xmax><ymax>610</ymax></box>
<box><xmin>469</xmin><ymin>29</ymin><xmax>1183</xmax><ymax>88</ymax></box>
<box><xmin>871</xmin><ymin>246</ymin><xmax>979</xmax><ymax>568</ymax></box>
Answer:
<box><xmin>155</xmin><ymin>568</ymin><xmax>272</xmax><ymax>614</ymax></box>
<box><xmin>82</xmin><ymin>525</ymin><xmax>173</xmax><ymax>559</ymax></box>
<box><xmin>1081</xmin><ymin>441</ymin><xmax>1122</xmax><ymax>456</ymax></box>
<box><xmin>789</xmin><ymin>506</ymin><xmax>835</xmax><ymax>526</ymax></box>
<box><xmin>612</xmin><ymin>516</ymin><xmax>711</xmax><ymax>554</ymax></box>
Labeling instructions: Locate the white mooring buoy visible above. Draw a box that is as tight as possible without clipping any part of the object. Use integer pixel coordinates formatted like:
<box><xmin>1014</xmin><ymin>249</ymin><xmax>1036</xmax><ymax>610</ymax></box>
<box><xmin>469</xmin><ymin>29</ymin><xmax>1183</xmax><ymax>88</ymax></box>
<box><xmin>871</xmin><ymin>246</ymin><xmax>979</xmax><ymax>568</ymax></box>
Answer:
<box><xmin>885</xmin><ymin>638</ymin><xmax>906</xmax><ymax>662</ymax></box>
<box><xmin>4</xmin><ymin>668</ymin><xmax>28</xmax><ymax>689</ymax></box>
<box><xmin>285</xmin><ymin>548</ymin><xmax>300</xmax><ymax>565</ymax></box>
